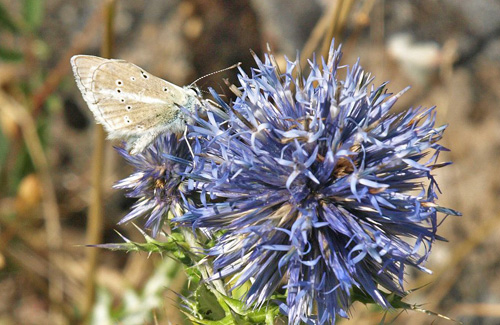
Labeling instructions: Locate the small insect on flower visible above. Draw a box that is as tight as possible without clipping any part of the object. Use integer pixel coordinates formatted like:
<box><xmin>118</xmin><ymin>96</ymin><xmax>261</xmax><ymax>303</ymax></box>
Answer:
<box><xmin>114</xmin><ymin>133</ymin><xmax>192</xmax><ymax>237</ymax></box>
<box><xmin>177</xmin><ymin>41</ymin><xmax>460</xmax><ymax>324</ymax></box>
<box><xmin>70</xmin><ymin>55</ymin><xmax>201</xmax><ymax>154</ymax></box>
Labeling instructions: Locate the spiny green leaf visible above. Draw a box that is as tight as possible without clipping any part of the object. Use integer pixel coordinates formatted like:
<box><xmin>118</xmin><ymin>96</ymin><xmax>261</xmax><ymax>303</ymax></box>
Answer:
<box><xmin>352</xmin><ymin>286</ymin><xmax>461</xmax><ymax>323</ymax></box>
<box><xmin>88</xmin><ymin>227</ymin><xmax>196</xmax><ymax>265</ymax></box>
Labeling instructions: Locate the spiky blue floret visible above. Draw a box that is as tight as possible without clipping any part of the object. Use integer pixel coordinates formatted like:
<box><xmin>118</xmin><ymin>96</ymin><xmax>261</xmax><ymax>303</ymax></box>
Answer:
<box><xmin>115</xmin><ymin>134</ymin><xmax>191</xmax><ymax>237</ymax></box>
<box><xmin>177</xmin><ymin>42</ymin><xmax>458</xmax><ymax>324</ymax></box>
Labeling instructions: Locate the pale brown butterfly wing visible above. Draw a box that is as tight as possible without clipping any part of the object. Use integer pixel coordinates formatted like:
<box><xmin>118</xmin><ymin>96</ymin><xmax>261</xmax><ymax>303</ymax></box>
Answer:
<box><xmin>71</xmin><ymin>55</ymin><xmax>110</xmax><ymax>127</ymax></box>
<box><xmin>70</xmin><ymin>55</ymin><xmax>199</xmax><ymax>153</ymax></box>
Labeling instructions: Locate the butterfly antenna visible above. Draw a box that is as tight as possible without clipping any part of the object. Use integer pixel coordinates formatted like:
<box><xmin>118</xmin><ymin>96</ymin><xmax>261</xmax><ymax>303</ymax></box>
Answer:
<box><xmin>189</xmin><ymin>62</ymin><xmax>242</xmax><ymax>87</ymax></box>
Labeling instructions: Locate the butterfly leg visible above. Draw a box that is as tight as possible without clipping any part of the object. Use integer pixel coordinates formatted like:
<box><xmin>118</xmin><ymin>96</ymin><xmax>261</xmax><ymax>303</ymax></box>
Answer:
<box><xmin>130</xmin><ymin>131</ymin><xmax>161</xmax><ymax>155</ymax></box>
<box><xmin>183</xmin><ymin>125</ymin><xmax>195</xmax><ymax>158</ymax></box>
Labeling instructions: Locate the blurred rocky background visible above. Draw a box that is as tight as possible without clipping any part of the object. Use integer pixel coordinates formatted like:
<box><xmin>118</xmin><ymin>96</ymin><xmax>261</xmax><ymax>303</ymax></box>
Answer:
<box><xmin>1</xmin><ymin>0</ymin><xmax>499</xmax><ymax>324</ymax></box>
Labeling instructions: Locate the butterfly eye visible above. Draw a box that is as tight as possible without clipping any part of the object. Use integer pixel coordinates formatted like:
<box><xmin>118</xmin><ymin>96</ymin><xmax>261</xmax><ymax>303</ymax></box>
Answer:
<box><xmin>163</xmin><ymin>87</ymin><xmax>168</xmax><ymax>92</ymax></box>
<box><xmin>130</xmin><ymin>76</ymin><xmax>136</xmax><ymax>81</ymax></box>
<box><xmin>116</xmin><ymin>80</ymin><xmax>123</xmax><ymax>86</ymax></box>
<box><xmin>126</xmin><ymin>105</ymin><xmax>132</xmax><ymax>110</ymax></box>
<box><xmin>120</xmin><ymin>98</ymin><xmax>125</xmax><ymax>103</ymax></box>
<box><xmin>124</xmin><ymin>116</ymin><xmax>131</xmax><ymax>124</ymax></box>
<box><xmin>116</xmin><ymin>89</ymin><xmax>121</xmax><ymax>93</ymax></box>
<box><xmin>190</xmin><ymin>86</ymin><xmax>202</xmax><ymax>97</ymax></box>
<box><xmin>141</xmin><ymin>71</ymin><xmax>148</xmax><ymax>79</ymax></box>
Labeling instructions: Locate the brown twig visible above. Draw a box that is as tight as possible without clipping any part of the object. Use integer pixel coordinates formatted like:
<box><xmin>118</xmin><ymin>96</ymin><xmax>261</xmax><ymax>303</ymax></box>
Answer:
<box><xmin>322</xmin><ymin>0</ymin><xmax>355</xmax><ymax>58</ymax></box>
<box><xmin>0</xmin><ymin>90</ymin><xmax>64</xmax><ymax>323</ymax></box>
<box><xmin>300</xmin><ymin>0</ymin><xmax>356</xmax><ymax>73</ymax></box>
<box><xmin>82</xmin><ymin>0</ymin><xmax>116</xmax><ymax>321</ymax></box>
<box><xmin>300</xmin><ymin>0</ymin><xmax>338</xmax><ymax>71</ymax></box>
<box><xmin>342</xmin><ymin>0</ymin><xmax>377</xmax><ymax>55</ymax></box>
<box><xmin>31</xmin><ymin>2</ymin><xmax>107</xmax><ymax>115</ymax></box>
<box><xmin>320</xmin><ymin>0</ymin><xmax>343</xmax><ymax>58</ymax></box>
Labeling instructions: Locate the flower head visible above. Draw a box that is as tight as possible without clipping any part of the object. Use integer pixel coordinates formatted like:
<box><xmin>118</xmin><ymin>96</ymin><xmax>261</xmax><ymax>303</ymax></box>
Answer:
<box><xmin>115</xmin><ymin>133</ymin><xmax>191</xmax><ymax>237</ymax></box>
<box><xmin>179</xmin><ymin>42</ymin><xmax>459</xmax><ymax>324</ymax></box>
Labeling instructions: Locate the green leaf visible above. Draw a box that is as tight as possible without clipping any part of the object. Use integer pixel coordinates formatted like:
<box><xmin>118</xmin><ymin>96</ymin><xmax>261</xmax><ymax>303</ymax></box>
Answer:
<box><xmin>196</xmin><ymin>285</ymin><xmax>226</xmax><ymax>321</ymax></box>
<box><xmin>0</xmin><ymin>2</ymin><xmax>20</xmax><ymax>33</ymax></box>
<box><xmin>0</xmin><ymin>46</ymin><xmax>23</xmax><ymax>62</ymax></box>
<box><xmin>23</xmin><ymin>0</ymin><xmax>44</xmax><ymax>31</ymax></box>
<box><xmin>182</xmin><ymin>284</ymin><xmax>283</xmax><ymax>325</ymax></box>
<box><xmin>351</xmin><ymin>286</ymin><xmax>461</xmax><ymax>323</ymax></box>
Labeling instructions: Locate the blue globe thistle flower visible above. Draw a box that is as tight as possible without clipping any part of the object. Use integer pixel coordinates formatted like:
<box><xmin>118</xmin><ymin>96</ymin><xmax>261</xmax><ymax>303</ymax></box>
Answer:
<box><xmin>178</xmin><ymin>42</ymin><xmax>459</xmax><ymax>324</ymax></box>
<box><xmin>115</xmin><ymin>133</ymin><xmax>191</xmax><ymax>237</ymax></box>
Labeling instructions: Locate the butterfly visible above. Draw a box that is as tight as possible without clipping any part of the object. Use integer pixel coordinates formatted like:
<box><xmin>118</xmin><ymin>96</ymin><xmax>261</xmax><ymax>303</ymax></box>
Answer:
<box><xmin>70</xmin><ymin>55</ymin><xmax>201</xmax><ymax>154</ymax></box>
